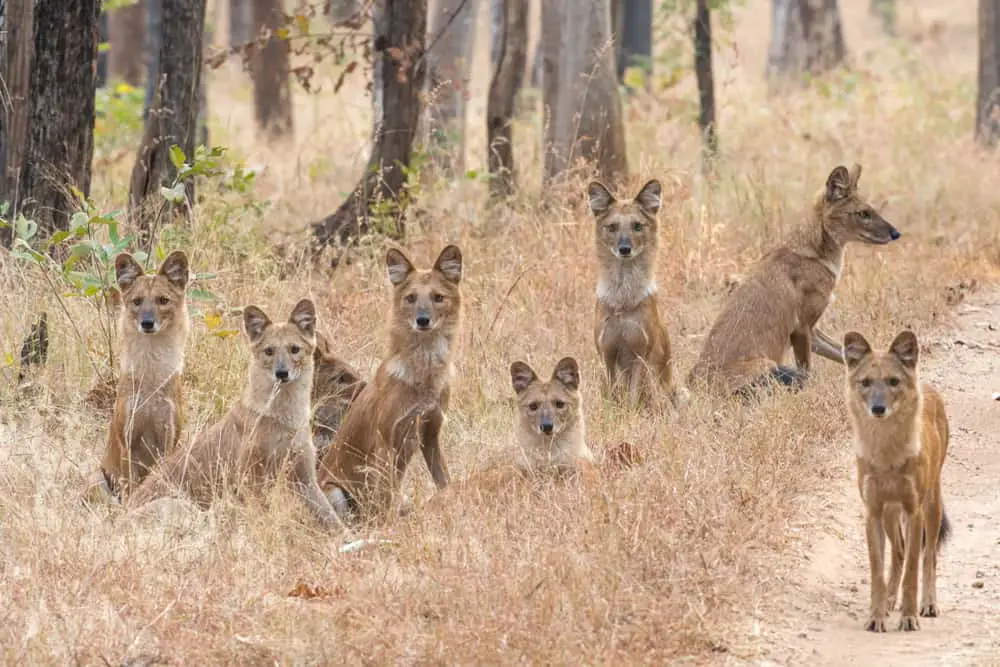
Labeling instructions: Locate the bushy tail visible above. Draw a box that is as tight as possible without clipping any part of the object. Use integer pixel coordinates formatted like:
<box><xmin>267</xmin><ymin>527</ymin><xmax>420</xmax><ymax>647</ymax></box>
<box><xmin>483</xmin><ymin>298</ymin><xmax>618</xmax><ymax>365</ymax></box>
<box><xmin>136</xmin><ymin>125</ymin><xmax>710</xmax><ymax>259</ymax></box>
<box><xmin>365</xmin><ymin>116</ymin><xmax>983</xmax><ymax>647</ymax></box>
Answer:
<box><xmin>735</xmin><ymin>366</ymin><xmax>808</xmax><ymax>402</ymax></box>
<box><xmin>922</xmin><ymin>505</ymin><xmax>951</xmax><ymax>552</ymax></box>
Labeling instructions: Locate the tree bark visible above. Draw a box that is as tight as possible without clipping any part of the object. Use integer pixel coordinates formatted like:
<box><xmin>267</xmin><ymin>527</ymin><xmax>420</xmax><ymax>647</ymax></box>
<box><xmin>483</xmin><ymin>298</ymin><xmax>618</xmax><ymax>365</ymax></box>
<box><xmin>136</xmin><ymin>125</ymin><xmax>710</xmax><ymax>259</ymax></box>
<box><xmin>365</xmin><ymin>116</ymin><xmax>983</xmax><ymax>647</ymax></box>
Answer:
<box><xmin>766</xmin><ymin>0</ymin><xmax>846</xmax><ymax>84</ymax></box>
<box><xmin>869</xmin><ymin>0</ymin><xmax>896</xmax><ymax>36</ymax></box>
<box><xmin>542</xmin><ymin>0</ymin><xmax>628</xmax><ymax>188</ymax></box>
<box><xmin>97</xmin><ymin>10</ymin><xmax>109</xmax><ymax>88</ymax></box>
<box><xmin>15</xmin><ymin>0</ymin><xmax>100</xmax><ymax>239</ymax></box>
<box><xmin>252</xmin><ymin>0</ymin><xmax>294</xmax><ymax>139</ymax></box>
<box><xmin>617</xmin><ymin>0</ymin><xmax>652</xmax><ymax>89</ymax></box>
<box><xmin>0</xmin><ymin>0</ymin><xmax>34</xmax><ymax>247</ymax></box>
<box><xmin>230</xmin><ymin>0</ymin><xmax>253</xmax><ymax>47</ymax></box>
<box><xmin>108</xmin><ymin>1</ymin><xmax>146</xmax><ymax>86</ymax></box>
<box><xmin>129</xmin><ymin>0</ymin><xmax>208</xmax><ymax>236</ymax></box>
<box><xmin>694</xmin><ymin>0</ymin><xmax>717</xmax><ymax>163</ymax></box>
<box><xmin>311</xmin><ymin>0</ymin><xmax>427</xmax><ymax>249</ymax></box>
<box><xmin>487</xmin><ymin>0</ymin><xmax>529</xmax><ymax>198</ymax></box>
<box><xmin>978</xmin><ymin>0</ymin><xmax>1000</xmax><ymax>146</ymax></box>
<box><xmin>425</xmin><ymin>0</ymin><xmax>479</xmax><ymax>173</ymax></box>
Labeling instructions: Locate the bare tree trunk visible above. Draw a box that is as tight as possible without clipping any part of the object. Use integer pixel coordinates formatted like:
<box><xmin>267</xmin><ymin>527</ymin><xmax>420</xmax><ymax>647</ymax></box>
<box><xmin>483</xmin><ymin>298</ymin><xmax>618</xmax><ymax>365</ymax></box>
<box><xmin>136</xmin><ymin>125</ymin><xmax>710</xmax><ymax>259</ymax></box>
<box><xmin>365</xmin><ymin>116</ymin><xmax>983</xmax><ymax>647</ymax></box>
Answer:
<box><xmin>487</xmin><ymin>0</ymin><xmax>528</xmax><ymax>198</ymax></box>
<box><xmin>129</xmin><ymin>0</ymin><xmax>208</xmax><ymax>238</ymax></box>
<box><xmin>694</xmin><ymin>0</ymin><xmax>716</xmax><ymax>164</ymax></box>
<box><xmin>869</xmin><ymin>0</ymin><xmax>896</xmax><ymax>36</ymax></box>
<box><xmin>230</xmin><ymin>0</ymin><xmax>253</xmax><ymax>47</ymax></box>
<box><xmin>15</xmin><ymin>0</ymin><xmax>100</xmax><ymax>239</ymax></box>
<box><xmin>618</xmin><ymin>0</ymin><xmax>652</xmax><ymax>89</ymax></box>
<box><xmin>766</xmin><ymin>0</ymin><xmax>846</xmax><ymax>84</ymax></box>
<box><xmin>108</xmin><ymin>1</ymin><xmax>146</xmax><ymax>86</ymax></box>
<box><xmin>542</xmin><ymin>0</ymin><xmax>628</xmax><ymax>188</ymax></box>
<box><xmin>252</xmin><ymin>0</ymin><xmax>294</xmax><ymax>139</ymax></box>
<box><xmin>97</xmin><ymin>10</ymin><xmax>109</xmax><ymax>88</ymax></box>
<box><xmin>311</xmin><ymin>0</ymin><xmax>427</xmax><ymax>250</ymax></box>
<box><xmin>0</xmin><ymin>0</ymin><xmax>34</xmax><ymax>247</ymax></box>
<box><xmin>978</xmin><ymin>0</ymin><xmax>1000</xmax><ymax>146</ymax></box>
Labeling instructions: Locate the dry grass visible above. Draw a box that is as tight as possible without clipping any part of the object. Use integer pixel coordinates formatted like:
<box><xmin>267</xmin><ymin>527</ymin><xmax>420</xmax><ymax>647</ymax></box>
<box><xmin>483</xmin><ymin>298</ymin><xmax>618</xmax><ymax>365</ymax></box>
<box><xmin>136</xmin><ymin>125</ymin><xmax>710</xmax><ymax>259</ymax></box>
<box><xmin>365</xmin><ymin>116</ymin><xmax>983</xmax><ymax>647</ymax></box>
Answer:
<box><xmin>2</xmin><ymin>0</ymin><xmax>1000</xmax><ymax>663</ymax></box>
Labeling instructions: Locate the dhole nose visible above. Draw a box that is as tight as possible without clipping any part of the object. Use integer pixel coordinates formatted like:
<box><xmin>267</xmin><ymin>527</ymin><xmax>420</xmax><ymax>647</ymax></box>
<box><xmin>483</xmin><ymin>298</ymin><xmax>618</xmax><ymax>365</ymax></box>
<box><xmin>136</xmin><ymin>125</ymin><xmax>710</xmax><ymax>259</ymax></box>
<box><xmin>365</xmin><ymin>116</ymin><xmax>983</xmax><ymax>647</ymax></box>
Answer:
<box><xmin>140</xmin><ymin>318</ymin><xmax>156</xmax><ymax>332</ymax></box>
<box><xmin>539</xmin><ymin>421</ymin><xmax>553</xmax><ymax>435</ymax></box>
<box><xmin>275</xmin><ymin>368</ymin><xmax>290</xmax><ymax>382</ymax></box>
<box><xmin>889</xmin><ymin>229</ymin><xmax>901</xmax><ymax>241</ymax></box>
<box><xmin>415</xmin><ymin>314</ymin><xmax>431</xmax><ymax>329</ymax></box>
<box><xmin>870</xmin><ymin>404</ymin><xmax>887</xmax><ymax>417</ymax></box>
<box><xmin>618</xmin><ymin>244</ymin><xmax>632</xmax><ymax>257</ymax></box>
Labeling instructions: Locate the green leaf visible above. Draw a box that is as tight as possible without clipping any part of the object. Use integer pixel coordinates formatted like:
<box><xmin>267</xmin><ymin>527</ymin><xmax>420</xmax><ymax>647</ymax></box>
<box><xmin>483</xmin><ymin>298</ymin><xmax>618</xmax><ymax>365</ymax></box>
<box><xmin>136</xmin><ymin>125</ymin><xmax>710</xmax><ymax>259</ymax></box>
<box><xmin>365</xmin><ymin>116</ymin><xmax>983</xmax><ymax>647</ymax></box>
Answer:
<box><xmin>194</xmin><ymin>272</ymin><xmax>217</xmax><ymax>280</ymax></box>
<box><xmin>464</xmin><ymin>169</ymin><xmax>479</xmax><ymax>180</ymax></box>
<box><xmin>15</xmin><ymin>216</ymin><xmax>38</xmax><ymax>241</ymax></box>
<box><xmin>169</xmin><ymin>145</ymin><xmax>186</xmax><ymax>170</ymax></box>
<box><xmin>187</xmin><ymin>288</ymin><xmax>220</xmax><ymax>302</ymax></box>
<box><xmin>160</xmin><ymin>183</ymin><xmax>187</xmax><ymax>204</ymax></box>
<box><xmin>69</xmin><ymin>211</ymin><xmax>89</xmax><ymax>233</ymax></box>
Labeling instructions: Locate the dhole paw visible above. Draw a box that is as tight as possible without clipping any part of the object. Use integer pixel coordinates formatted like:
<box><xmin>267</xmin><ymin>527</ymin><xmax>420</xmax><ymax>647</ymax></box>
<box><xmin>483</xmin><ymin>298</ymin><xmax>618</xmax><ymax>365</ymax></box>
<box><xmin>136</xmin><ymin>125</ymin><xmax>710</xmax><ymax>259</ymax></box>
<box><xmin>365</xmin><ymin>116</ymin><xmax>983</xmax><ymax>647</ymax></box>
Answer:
<box><xmin>865</xmin><ymin>617</ymin><xmax>887</xmax><ymax>633</ymax></box>
<box><xmin>898</xmin><ymin>615</ymin><xmax>920</xmax><ymax>631</ymax></box>
<box><xmin>919</xmin><ymin>603</ymin><xmax>939</xmax><ymax>618</ymax></box>
<box><xmin>885</xmin><ymin>597</ymin><xmax>897</xmax><ymax>614</ymax></box>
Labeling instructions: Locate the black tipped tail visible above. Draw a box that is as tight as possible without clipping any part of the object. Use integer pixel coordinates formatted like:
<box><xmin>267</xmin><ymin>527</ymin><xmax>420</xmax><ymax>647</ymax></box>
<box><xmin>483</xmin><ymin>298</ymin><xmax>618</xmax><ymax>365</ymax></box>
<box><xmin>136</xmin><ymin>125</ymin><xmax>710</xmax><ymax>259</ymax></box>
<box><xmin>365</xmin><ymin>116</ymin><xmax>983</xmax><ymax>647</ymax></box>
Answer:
<box><xmin>922</xmin><ymin>506</ymin><xmax>951</xmax><ymax>552</ymax></box>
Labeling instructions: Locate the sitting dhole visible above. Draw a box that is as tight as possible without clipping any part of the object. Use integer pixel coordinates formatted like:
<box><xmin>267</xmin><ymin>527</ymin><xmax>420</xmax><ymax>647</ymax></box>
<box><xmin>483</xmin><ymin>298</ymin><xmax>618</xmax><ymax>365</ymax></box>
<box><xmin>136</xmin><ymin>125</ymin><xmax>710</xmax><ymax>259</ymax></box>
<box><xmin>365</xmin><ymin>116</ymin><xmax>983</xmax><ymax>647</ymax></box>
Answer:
<box><xmin>588</xmin><ymin>179</ymin><xmax>681</xmax><ymax>407</ymax></box>
<box><xmin>688</xmin><ymin>164</ymin><xmax>900</xmax><ymax>396</ymax></box>
<box><xmin>510</xmin><ymin>357</ymin><xmax>596</xmax><ymax>478</ymax></box>
<box><xmin>319</xmin><ymin>245</ymin><xmax>463</xmax><ymax>521</ymax></box>
<box><xmin>130</xmin><ymin>299</ymin><xmax>342</xmax><ymax>529</ymax></box>
<box><xmin>311</xmin><ymin>329</ymin><xmax>367</xmax><ymax>462</ymax></box>
<box><xmin>843</xmin><ymin>330</ymin><xmax>950</xmax><ymax>633</ymax></box>
<box><xmin>89</xmin><ymin>250</ymin><xmax>190</xmax><ymax>502</ymax></box>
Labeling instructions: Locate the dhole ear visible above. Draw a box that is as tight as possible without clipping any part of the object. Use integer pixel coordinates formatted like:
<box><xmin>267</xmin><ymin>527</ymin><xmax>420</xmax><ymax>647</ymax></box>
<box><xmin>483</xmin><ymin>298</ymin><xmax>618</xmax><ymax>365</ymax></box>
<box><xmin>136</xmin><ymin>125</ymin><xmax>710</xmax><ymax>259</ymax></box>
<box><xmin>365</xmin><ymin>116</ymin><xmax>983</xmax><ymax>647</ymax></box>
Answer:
<box><xmin>889</xmin><ymin>330</ymin><xmax>919</xmax><ymax>369</ymax></box>
<box><xmin>158</xmin><ymin>250</ymin><xmax>189</xmax><ymax>289</ymax></box>
<box><xmin>289</xmin><ymin>298</ymin><xmax>316</xmax><ymax>338</ymax></box>
<box><xmin>114</xmin><ymin>253</ymin><xmax>144</xmax><ymax>291</ymax></box>
<box><xmin>825</xmin><ymin>165</ymin><xmax>852</xmax><ymax>202</ymax></box>
<box><xmin>848</xmin><ymin>163</ymin><xmax>862</xmax><ymax>189</ymax></box>
<box><xmin>433</xmin><ymin>245</ymin><xmax>463</xmax><ymax>284</ymax></box>
<box><xmin>386</xmin><ymin>248</ymin><xmax>415</xmax><ymax>286</ymax></box>
<box><xmin>587</xmin><ymin>181</ymin><xmax>614</xmax><ymax>216</ymax></box>
<box><xmin>551</xmin><ymin>356</ymin><xmax>580</xmax><ymax>391</ymax></box>
<box><xmin>842</xmin><ymin>331</ymin><xmax>872</xmax><ymax>369</ymax></box>
<box><xmin>243</xmin><ymin>306</ymin><xmax>271</xmax><ymax>344</ymax></box>
<box><xmin>634</xmin><ymin>179</ymin><xmax>662</xmax><ymax>215</ymax></box>
<box><xmin>510</xmin><ymin>361</ymin><xmax>538</xmax><ymax>395</ymax></box>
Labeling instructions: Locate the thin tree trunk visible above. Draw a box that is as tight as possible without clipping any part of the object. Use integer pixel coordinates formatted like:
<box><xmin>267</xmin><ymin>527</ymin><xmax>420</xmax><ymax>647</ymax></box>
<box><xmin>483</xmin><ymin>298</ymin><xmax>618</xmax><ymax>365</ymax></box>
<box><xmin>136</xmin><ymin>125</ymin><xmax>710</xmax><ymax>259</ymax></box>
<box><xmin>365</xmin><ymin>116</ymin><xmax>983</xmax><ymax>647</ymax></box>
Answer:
<box><xmin>15</xmin><ymin>0</ymin><xmax>100</xmax><ymax>239</ymax></box>
<box><xmin>487</xmin><ymin>0</ymin><xmax>528</xmax><ymax>198</ymax></box>
<box><xmin>252</xmin><ymin>0</ymin><xmax>294</xmax><ymax>139</ymax></box>
<box><xmin>869</xmin><ymin>0</ymin><xmax>896</xmax><ymax>36</ymax></box>
<box><xmin>424</xmin><ymin>0</ymin><xmax>478</xmax><ymax>173</ymax></box>
<box><xmin>619</xmin><ymin>0</ymin><xmax>652</xmax><ymax>89</ymax></box>
<box><xmin>978</xmin><ymin>0</ymin><xmax>1000</xmax><ymax>146</ymax></box>
<box><xmin>694</xmin><ymin>0</ymin><xmax>716</xmax><ymax>164</ymax></box>
<box><xmin>230</xmin><ymin>0</ymin><xmax>253</xmax><ymax>47</ymax></box>
<box><xmin>766</xmin><ymin>0</ymin><xmax>846</xmax><ymax>85</ymax></box>
<box><xmin>108</xmin><ymin>1</ymin><xmax>146</xmax><ymax>86</ymax></box>
<box><xmin>97</xmin><ymin>10</ymin><xmax>109</xmax><ymax>88</ymax></box>
<box><xmin>0</xmin><ymin>0</ymin><xmax>34</xmax><ymax>247</ymax></box>
<box><xmin>311</xmin><ymin>0</ymin><xmax>427</xmax><ymax>250</ymax></box>
<box><xmin>542</xmin><ymin>0</ymin><xmax>628</xmax><ymax>188</ymax></box>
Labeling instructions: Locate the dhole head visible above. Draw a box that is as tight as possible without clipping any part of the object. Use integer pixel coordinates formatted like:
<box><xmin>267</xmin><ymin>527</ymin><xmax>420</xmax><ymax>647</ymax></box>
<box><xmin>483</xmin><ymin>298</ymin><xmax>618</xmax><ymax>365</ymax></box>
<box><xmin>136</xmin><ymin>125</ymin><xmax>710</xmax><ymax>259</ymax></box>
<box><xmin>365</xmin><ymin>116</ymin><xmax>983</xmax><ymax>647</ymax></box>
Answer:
<box><xmin>819</xmin><ymin>164</ymin><xmax>900</xmax><ymax>246</ymax></box>
<box><xmin>243</xmin><ymin>299</ymin><xmax>317</xmax><ymax>384</ymax></box>
<box><xmin>843</xmin><ymin>330</ymin><xmax>920</xmax><ymax>420</ymax></box>
<box><xmin>510</xmin><ymin>357</ymin><xmax>582</xmax><ymax>437</ymax></box>
<box><xmin>115</xmin><ymin>250</ymin><xmax>189</xmax><ymax>335</ymax></box>
<box><xmin>588</xmin><ymin>179</ymin><xmax>662</xmax><ymax>260</ymax></box>
<box><xmin>386</xmin><ymin>245</ymin><xmax>462</xmax><ymax>334</ymax></box>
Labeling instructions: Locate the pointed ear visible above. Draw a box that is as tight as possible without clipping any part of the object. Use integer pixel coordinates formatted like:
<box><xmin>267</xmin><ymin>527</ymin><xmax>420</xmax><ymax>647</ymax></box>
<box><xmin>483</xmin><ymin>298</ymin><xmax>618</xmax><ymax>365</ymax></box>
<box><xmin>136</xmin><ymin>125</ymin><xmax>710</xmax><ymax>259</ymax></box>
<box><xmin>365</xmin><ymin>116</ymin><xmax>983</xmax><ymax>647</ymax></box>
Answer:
<box><xmin>433</xmin><ymin>244</ymin><xmax>463</xmax><ymax>284</ymax></box>
<box><xmin>825</xmin><ymin>165</ymin><xmax>852</xmax><ymax>203</ymax></box>
<box><xmin>848</xmin><ymin>163</ymin><xmax>862</xmax><ymax>189</ymax></box>
<box><xmin>587</xmin><ymin>181</ymin><xmax>614</xmax><ymax>216</ymax></box>
<box><xmin>157</xmin><ymin>250</ymin><xmax>189</xmax><ymax>289</ymax></box>
<box><xmin>243</xmin><ymin>306</ymin><xmax>271</xmax><ymax>344</ymax></box>
<box><xmin>386</xmin><ymin>248</ymin><xmax>415</xmax><ymax>286</ymax></box>
<box><xmin>114</xmin><ymin>253</ymin><xmax>144</xmax><ymax>291</ymax></box>
<box><xmin>889</xmin><ymin>330</ymin><xmax>919</xmax><ymax>369</ymax></box>
<box><xmin>289</xmin><ymin>299</ymin><xmax>316</xmax><ymax>337</ymax></box>
<box><xmin>842</xmin><ymin>331</ymin><xmax>873</xmax><ymax>369</ymax></box>
<box><xmin>510</xmin><ymin>361</ymin><xmax>538</xmax><ymax>395</ymax></box>
<box><xmin>551</xmin><ymin>356</ymin><xmax>580</xmax><ymax>391</ymax></box>
<box><xmin>634</xmin><ymin>179</ymin><xmax>662</xmax><ymax>215</ymax></box>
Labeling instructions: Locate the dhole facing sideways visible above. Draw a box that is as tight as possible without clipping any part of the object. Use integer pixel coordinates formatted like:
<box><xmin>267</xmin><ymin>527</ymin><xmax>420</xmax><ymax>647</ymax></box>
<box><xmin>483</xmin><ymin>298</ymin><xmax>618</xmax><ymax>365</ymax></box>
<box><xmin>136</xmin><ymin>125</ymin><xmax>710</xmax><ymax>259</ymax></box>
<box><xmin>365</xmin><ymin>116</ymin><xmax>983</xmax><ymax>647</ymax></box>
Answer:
<box><xmin>844</xmin><ymin>330</ymin><xmax>950</xmax><ymax>633</ymax></box>
<box><xmin>318</xmin><ymin>245</ymin><xmax>463</xmax><ymax>522</ymax></box>
<box><xmin>688</xmin><ymin>164</ymin><xmax>900</xmax><ymax>397</ymax></box>
<box><xmin>130</xmin><ymin>299</ymin><xmax>342</xmax><ymax>530</ymax></box>
<box><xmin>91</xmin><ymin>250</ymin><xmax>190</xmax><ymax>502</ymax></box>
<box><xmin>311</xmin><ymin>329</ymin><xmax>367</xmax><ymax>462</ymax></box>
<box><xmin>589</xmin><ymin>179</ymin><xmax>680</xmax><ymax>408</ymax></box>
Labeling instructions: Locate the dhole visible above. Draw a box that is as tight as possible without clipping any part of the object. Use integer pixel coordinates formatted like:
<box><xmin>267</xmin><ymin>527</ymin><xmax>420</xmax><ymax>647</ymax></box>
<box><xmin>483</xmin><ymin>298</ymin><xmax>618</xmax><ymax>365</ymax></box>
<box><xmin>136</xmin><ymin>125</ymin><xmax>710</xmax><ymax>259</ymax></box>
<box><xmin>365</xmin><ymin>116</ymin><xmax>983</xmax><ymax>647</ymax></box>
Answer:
<box><xmin>130</xmin><ymin>299</ymin><xmax>343</xmax><ymax>529</ymax></box>
<box><xmin>89</xmin><ymin>250</ymin><xmax>190</xmax><ymax>502</ymax></box>
<box><xmin>311</xmin><ymin>329</ymin><xmax>367</xmax><ymax>462</ymax></box>
<box><xmin>588</xmin><ymin>179</ymin><xmax>680</xmax><ymax>407</ymax></box>
<box><xmin>318</xmin><ymin>245</ymin><xmax>463</xmax><ymax>521</ymax></box>
<box><xmin>844</xmin><ymin>330</ymin><xmax>950</xmax><ymax>633</ymax></box>
<box><xmin>688</xmin><ymin>164</ymin><xmax>900</xmax><ymax>396</ymax></box>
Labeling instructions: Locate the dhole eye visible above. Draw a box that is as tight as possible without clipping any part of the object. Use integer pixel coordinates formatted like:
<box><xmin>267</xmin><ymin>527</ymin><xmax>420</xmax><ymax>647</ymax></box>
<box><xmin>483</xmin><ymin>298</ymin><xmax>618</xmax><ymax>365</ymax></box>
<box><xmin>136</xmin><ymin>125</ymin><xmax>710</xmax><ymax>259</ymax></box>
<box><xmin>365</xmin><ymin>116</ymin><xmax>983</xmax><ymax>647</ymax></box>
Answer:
<box><xmin>289</xmin><ymin>345</ymin><xmax>301</xmax><ymax>355</ymax></box>
<box><xmin>860</xmin><ymin>378</ymin><xmax>873</xmax><ymax>388</ymax></box>
<box><xmin>264</xmin><ymin>347</ymin><xmax>275</xmax><ymax>357</ymax></box>
<box><xmin>888</xmin><ymin>377</ymin><xmax>900</xmax><ymax>387</ymax></box>
<box><xmin>554</xmin><ymin>400</ymin><xmax>566</xmax><ymax>409</ymax></box>
<box><xmin>860</xmin><ymin>210</ymin><xmax>871</xmax><ymax>220</ymax></box>
<box><xmin>528</xmin><ymin>402</ymin><xmax>539</xmax><ymax>412</ymax></box>
<box><xmin>157</xmin><ymin>296</ymin><xmax>170</xmax><ymax>305</ymax></box>
<box><xmin>632</xmin><ymin>222</ymin><xmax>642</xmax><ymax>232</ymax></box>
<box><xmin>405</xmin><ymin>294</ymin><xmax>417</xmax><ymax>304</ymax></box>
<box><xmin>604</xmin><ymin>223</ymin><xmax>617</xmax><ymax>233</ymax></box>
<box><xmin>432</xmin><ymin>293</ymin><xmax>444</xmax><ymax>304</ymax></box>
<box><xmin>132</xmin><ymin>297</ymin><xmax>142</xmax><ymax>306</ymax></box>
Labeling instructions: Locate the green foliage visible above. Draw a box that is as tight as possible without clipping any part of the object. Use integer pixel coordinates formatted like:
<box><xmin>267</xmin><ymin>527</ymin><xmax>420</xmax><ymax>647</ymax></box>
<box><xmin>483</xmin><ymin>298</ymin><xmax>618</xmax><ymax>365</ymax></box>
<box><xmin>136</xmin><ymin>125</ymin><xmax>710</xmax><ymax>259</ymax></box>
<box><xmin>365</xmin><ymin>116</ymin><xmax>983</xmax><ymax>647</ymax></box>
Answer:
<box><xmin>653</xmin><ymin>0</ymin><xmax>742</xmax><ymax>94</ymax></box>
<box><xmin>94</xmin><ymin>82</ymin><xmax>146</xmax><ymax>157</ymax></box>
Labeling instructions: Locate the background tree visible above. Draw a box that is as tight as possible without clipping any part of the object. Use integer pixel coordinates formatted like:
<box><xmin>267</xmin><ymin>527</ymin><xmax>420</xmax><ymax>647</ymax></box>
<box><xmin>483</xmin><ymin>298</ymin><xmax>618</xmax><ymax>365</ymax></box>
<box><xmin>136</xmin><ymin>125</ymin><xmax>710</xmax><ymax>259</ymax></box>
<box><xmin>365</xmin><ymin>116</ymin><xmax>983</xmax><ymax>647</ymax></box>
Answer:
<box><xmin>869</xmin><ymin>0</ymin><xmax>896</xmax><ymax>36</ymax></box>
<box><xmin>541</xmin><ymin>0</ymin><xmax>628</xmax><ymax>187</ymax></box>
<box><xmin>978</xmin><ymin>0</ymin><xmax>1000</xmax><ymax>146</ymax></box>
<box><xmin>97</xmin><ymin>11</ymin><xmax>109</xmax><ymax>88</ymax></box>
<box><xmin>252</xmin><ymin>0</ymin><xmax>294</xmax><ymax>138</ymax></box>
<box><xmin>108</xmin><ymin>0</ymin><xmax>146</xmax><ymax>86</ymax></box>
<box><xmin>694</xmin><ymin>0</ymin><xmax>717</xmax><ymax>165</ymax></box>
<box><xmin>15</xmin><ymin>0</ymin><xmax>101</xmax><ymax>239</ymax></box>
<box><xmin>311</xmin><ymin>0</ymin><xmax>427</xmax><ymax>249</ymax></box>
<box><xmin>487</xmin><ymin>0</ymin><xmax>529</xmax><ymax>197</ymax></box>
<box><xmin>611</xmin><ymin>0</ymin><xmax>652</xmax><ymax>90</ymax></box>
<box><xmin>0</xmin><ymin>0</ymin><xmax>35</xmax><ymax>246</ymax></box>
<box><xmin>230</xmin><ymin>0</ymin><xmax>253</xmax><ymax>47</ymax></box>
<box><xmin>766</xmin><ymin>0</ymin><xmax>846</xmax><ymax>84</ymax></box>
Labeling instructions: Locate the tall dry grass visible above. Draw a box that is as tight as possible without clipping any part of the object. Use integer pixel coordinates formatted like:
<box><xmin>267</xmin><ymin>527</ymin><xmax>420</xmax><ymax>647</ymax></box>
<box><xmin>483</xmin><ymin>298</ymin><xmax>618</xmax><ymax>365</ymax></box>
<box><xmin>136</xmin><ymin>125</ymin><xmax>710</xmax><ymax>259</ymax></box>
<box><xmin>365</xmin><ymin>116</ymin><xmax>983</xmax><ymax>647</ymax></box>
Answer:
<box><xmin>1</xmin><ymin>0</ymin><xmax>999</xmax><ymax>662</ymax></box>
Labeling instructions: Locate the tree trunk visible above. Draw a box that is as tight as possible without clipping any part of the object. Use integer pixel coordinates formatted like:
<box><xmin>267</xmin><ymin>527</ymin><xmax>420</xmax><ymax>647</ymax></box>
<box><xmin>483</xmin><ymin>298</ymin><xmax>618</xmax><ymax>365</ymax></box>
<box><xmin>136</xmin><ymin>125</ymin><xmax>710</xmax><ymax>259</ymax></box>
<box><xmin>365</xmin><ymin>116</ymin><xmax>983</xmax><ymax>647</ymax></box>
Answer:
<box><xmin>129</xmin><ymin>0</ymin><xmax>208</xmax><ymax>238</ymax></box>
<box><xmin>311</xmin><ymin>0</ymin><xmax>427</xmax><ymax>250</ymax></box>
<box><xmin>869</xmin><ymin>0</ymin><xmax>896</xmax><ymax>36</ymax></box>
<box><xmin>487</xmin><ymin>0</ymin><xmax>529</xmax><ymax>198</ymax></box>
<box><xmin>425</xmin><ymin>0</ymin><xmax>479</xmax><ymax>173</ymax></box>
<box><xmin>0</xmin><ymin>0</ymin><xmax>34</xmax><ymax>247</ymax></box>
<box><xmin>542</xmin><ymin>0</ymin><xmax>628</xmax><ymax>188</ymax></box>
<box><xmin>230</xmin><ymin>0</ymin><xmax>253</xmax><ymax>47</ymax></box>
<box><xmin>978</xmin><ymin>0</ymin><xmax>1000</xmax><ymax>146</ymax></box>
<box><xmin>97</xmin><ymin>10</ymin><xmax>109</xmax><ymax>88</ymax></box>
<box><xmin>766</xmin><ymin>0</ymin><xmax>846</xmax><ymax>84</ymax></box>
<box><xmin>108</xmin><ymin>1</ymin><xmax>146</xmax><ymax>86</ymax></box>
<box><xmin>618</xmin><ymin>0</ymin><xmax>652</xmax><ymax>89</ymax></box>
<box><xmin>252</xmin><ymin>0</ymin><xmax>294</xmax><ymax>139</ymax></box>
<box><xmin>15</xmin><ymin>0</ymin><xmax>100</xmax><ymax>239</ymax></box>
<box><xmin>694</xmin><ymin>0</ymin><xmax>716</xmax><ymax>164</ymax></box>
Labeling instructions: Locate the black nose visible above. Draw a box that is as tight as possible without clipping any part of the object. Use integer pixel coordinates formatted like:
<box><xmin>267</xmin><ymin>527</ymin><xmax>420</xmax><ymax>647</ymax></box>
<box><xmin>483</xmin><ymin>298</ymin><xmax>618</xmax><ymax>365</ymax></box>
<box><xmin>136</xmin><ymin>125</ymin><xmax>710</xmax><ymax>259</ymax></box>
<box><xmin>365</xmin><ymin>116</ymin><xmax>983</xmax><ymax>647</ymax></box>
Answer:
<box><xmin>275</xmin><ymin>369</ymin><xmax>290</xmax><ymax>382</ymax></box>
<box><xmin>889</xmin><ymin>229</ymin><xmax>901</xmax><ymax>241</ymax></box>
<box><xmin>871</xmin><ymin>404</ymin><xmax>886</xmax><ymax>416</ymax></box>
<box><xmin>140</xmin><ymin>319</ymin><xmax>155</xmax><ymax>332</ymax></box>
<box><xmin>539</xmin><ymin>422</ymin><xmax>553</xmax><ymax>434</ymax></box>
<box><xmin>618</xmin><ymin>245</ymin><xmax>632</xmax><ymax>256</ymax></box>
<box><xmin>415</xmin><ymin>315</ymin><xmax>431</xmax><ymax>329</ymax></box>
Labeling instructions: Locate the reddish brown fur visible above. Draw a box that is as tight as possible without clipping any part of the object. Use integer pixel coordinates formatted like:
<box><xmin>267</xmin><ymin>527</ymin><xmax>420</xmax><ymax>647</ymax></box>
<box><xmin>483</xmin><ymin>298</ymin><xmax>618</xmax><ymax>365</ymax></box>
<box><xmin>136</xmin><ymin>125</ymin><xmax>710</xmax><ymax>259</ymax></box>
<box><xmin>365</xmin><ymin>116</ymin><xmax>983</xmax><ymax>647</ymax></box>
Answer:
<box><xmin>310</xmin><ymin>329</ymin><xmax>367</xmax><ymax>462</ymax></box>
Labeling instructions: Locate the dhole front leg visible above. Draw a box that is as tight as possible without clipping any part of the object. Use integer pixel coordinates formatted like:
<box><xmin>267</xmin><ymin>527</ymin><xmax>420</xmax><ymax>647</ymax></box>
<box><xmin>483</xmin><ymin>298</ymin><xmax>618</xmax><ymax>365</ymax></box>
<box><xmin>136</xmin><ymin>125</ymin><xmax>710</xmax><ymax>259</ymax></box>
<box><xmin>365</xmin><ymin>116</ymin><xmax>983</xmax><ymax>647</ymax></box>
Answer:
<box><xmin>293</xmin><ymin>452</ymin><xmax>345</xmax><ymax>530</ymax></box>
<box><xmin>899</xmin><ymin>506</ymin><xmax>925</xmax><ymax>631</ymax></box>
<box><xmin>883</xmin><ymin>504</ymin><xmax>906</xmax><ymax>613</ymax></box>
<box><xmin>419</xmin><ymin>409</ymin><xmax>450</xmax><ymax>489</ymax></box>
<box><xmin>790</xmin><ymin>327</ymin><xmax>812</xmax><ymax>374</ymax></box>
<box><xmin>864</xmin><ymin>507</ymin><xmax>889</xmax><ymax>632</ymax></box>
